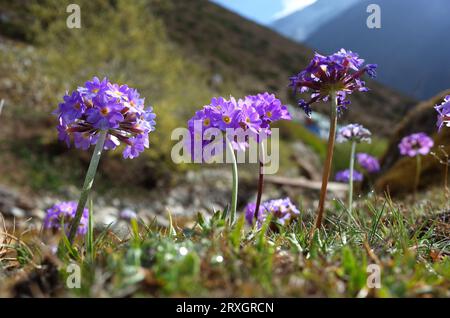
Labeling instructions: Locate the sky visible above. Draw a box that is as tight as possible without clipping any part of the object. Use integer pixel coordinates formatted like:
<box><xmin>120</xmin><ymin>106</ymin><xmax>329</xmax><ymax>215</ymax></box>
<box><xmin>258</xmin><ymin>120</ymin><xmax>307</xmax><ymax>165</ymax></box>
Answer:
<box><xmin>211</xmin><ymin>0</ymin><xmax>317</xmax><ymax>25</ymax></box>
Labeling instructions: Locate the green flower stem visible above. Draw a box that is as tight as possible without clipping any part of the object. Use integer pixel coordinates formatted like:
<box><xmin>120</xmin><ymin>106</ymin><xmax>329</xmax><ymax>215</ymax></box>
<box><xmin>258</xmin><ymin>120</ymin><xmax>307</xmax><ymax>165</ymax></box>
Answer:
<box><xmin>348</xmin><ymin>140</ymin><xmax>357</xmax><ymax>215</ymax></box>
<box><xmin>254</xmin><ymin>142</ymin><xmax>266</xmax><ymax>220</ymax></box>
<box><xmin>414</xmin><ymin>155</ymin><xmax>422</xmax><ymax>199</ymax></box>
<box><xmin>311</xmin><ymin>91</ymin><xmax>338</xmax><ymax>238</ymax></box>
<box><xmin>226</xmin><ymin>138</ymin><xmax>238</xmax><ymax>226</ymax></box>
<box><xmin>67</xmin><ymin>130</ymin><xmax>108</xmax><ymax>244</ymax></box>
<box><xmin>445</xmin><ymin>158</ymin><xmax>449</xmax><ymax>200</ymax></box>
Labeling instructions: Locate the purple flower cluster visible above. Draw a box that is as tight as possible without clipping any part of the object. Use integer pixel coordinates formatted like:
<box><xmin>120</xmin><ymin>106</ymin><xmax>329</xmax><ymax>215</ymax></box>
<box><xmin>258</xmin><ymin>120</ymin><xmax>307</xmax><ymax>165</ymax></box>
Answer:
<box><xmin>245</xmin><ymin>197</ymin><xmax>300</xmax><ymax>227</ymax></box>
<box><xmin>356</xmin><ymin>153</ymin><xmax>380</xmax><ymax>173</ymax></box>
<box><xmin>398</xmin><ymin>132</ymin><xmax>434</xmax><ymax>157</ymax></box>
<box><xmin>336</xmin><ymin>124</ymin><xmax>372</xmax><ymax>143</ymax></box>
<box><xmin>335</xmin><ymin>169</ymin><xmax>363</xmax><ymax>183</ymax></box>
<box><xmin>43</xmin><ymin>201</ymin><xmax>88</xmax><ymax>236</ymax></box>
<box><xmin>55</xmin><ymin>77</ymin><xmax>156</xmax><ymax>159</ymax></box>
<box><xmin>435</xmin><ymin>95</ymin><xmax>450</xmax><ymax>131</ymax></box>
<box><xmin>187</xmin><ymin>93</ymin><xmax>291</xmax><ymax>154</ymax></box>
<box><xmin>289</xmin><ymin>49</ymin><xmax>377</xmax><ymax>116</ymax></box>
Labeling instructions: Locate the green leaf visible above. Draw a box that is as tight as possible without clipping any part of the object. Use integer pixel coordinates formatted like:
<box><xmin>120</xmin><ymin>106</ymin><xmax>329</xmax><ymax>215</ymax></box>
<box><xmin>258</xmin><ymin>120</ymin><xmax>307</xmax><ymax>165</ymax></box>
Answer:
<box><xmin>230</xmin><ymin>215</ymin><xmax>245</xmax><ymax>250</ymax></box>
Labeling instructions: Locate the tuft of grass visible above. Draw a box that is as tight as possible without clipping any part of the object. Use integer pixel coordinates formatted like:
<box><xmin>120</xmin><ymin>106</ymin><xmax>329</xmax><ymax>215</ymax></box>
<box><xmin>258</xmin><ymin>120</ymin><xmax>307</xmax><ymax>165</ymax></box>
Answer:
<box><xmin>4</xmin><ymin>189</ymin><xmax>448</xmax><ymax>297</ymax></box>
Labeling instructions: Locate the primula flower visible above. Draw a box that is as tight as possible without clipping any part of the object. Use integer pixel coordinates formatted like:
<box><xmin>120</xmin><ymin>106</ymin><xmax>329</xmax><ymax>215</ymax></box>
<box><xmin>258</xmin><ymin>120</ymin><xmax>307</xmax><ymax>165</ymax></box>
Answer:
<box><xmin>289</xmin><ymin>49</ymin><xmax>377</xmax><ymax>116</ymax></box>
<box><xmin>356</xmin><ymin>153</ymin><xmax>380</xmax><ymax>173</ymax></box>
<box><xmin>44</xmin><ymin>201</ymin><xmax>88</xmax><ymax>236</ymax></box>
<box><xmin>335</xmin><ymin>169</ymin><xmax>363</xmax><ymax>183</ymax></box>
<box><xmin>435</xmin><ymin>95</ymin><xmax>450</xmax><ymax>131</ymax></box>
<box><xmin>242</xmin><ymin>92</ymin><xmax>291</xmax><ymax>134</ymax></box>
<box><xmin>245</xmin><ymin>197</ymin><xmax>300</xmax><ymax>227</ymax></box>
<box><xmin>54</xmin><ymin>77</ymin><xmax>156</xmax><ymax>159</ymax></box>
<box><xmin>187</xmin><ymin>93</ymin><xmax>291</xmax><ymax>156</ymax></box>
<box><xmin>398</xmin><ymin>132</ymin><xmax>434</xmax><ymax>157</ymax></box>
<box><xmin>119</xmin><ymin>208</ymin><xmax>137</xmax><ymax>220</ymax></box>
<box><xmin>336</xmin><ymin>124</ymin><xmax>372</xmax><ymax>143</ymax></box>
<box><xmin>188</xmin><ymin>93</ymin><xmax>292</xmax><ymax>226</ymax></box>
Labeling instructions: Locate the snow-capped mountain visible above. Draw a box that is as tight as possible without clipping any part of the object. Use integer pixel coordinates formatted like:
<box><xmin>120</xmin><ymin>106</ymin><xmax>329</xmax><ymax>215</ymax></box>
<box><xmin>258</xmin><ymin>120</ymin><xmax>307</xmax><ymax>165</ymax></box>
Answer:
<box><xmin>271</xmin><ymin>0</ymin><xmax>359</xmax><ymax>42</ymax></box>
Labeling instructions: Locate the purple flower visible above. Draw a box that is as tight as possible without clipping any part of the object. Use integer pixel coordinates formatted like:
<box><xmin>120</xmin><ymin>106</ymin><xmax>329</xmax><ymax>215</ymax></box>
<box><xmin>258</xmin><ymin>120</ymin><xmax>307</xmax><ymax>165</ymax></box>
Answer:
<box><xmin>78</xmin><ymin>76</ymin><xmax>108</xmax><ymax>99</ymax></box>
<box><xmin>336</xmin><ymin>124</ymin><xmax>372</xmax><ymax>143</ymax></box>
<box><xmin>54</xmin><ymin>77</ymin><xmax>156</xmax><ymax>159</ymax></box>
<box><xmin>119</xmin><ymin>208</ymin><xmax>137</xmax><ymax>220</ymax></box>
<box><xmin>43</xmin><ymin>201</ymin><xmax>88</xmax><ymax>236</ymax></box>
<box><xmin>398</xmin><ymin>132</ymin><xmax>434</xmax><ymax>157</ymax></box>
<box><xmin>58</xmin><ymin>91</ymin><xmax>85</xmax><ymax>124</ymax></box>
<box><xmin>289</xmin><ymin>49</ymin><xmax>377</xmax><ymax>116</ymax></box>
<box><xmin>356</xmin><ymin>153</ymin><xmax>380</xmax><ymax>173</ymax></box>
<box><xmin>245</xmin><ymin>203</ymin><xmax>259</xmax><ymax>225</ymax></box>
<box><xmin>74</xmin><ymin>132</ymin><xmax>95</xmax><ymax>150</ymax></box>
<box><xmin>243</xmin><ymin>93</ymin><xmax>291</xmax><ymax>133</ymax></box>
<box><xmin>245</xmin><ymin>197</ymin><xmax>300</xmax><ymax>227</ymax></box>
<box><xmin>187</xmin><ymin>93</ymin><xmax>291</xmax><ymax>158</ymax></box>
<box><xmin>238</xmin><ymin>104</ymin><xmax>262</xmax><ymax>133</ymax></box>
<box><xmin>435</xmin><ymin>95</ymin><xmax>450</xmax><ymax>131</ymax></box>
<box><xmin>335</xmin><ymin>169</ymin><xmax>363</xmax><ymax>183</ymax></box>
<box><xmin>123</xmin><ymin>134</ymin><xmax>149</xmax><ymax>159</ymax></box>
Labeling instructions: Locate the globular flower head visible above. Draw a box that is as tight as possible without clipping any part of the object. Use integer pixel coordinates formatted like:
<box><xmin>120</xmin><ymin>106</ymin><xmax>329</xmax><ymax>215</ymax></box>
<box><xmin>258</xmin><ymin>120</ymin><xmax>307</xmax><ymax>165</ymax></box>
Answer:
<box><xmin>245</xmin><ymin>197</ymin><xmax>300</xmax><ymax>227</ymax></box>
<box><xmin>335</xmin><ymin>169</ymin><xmax>363</xmax><ymax>183</ymax></box>
<box><xmin>43</xmin><ymin>201</ymin><xmax>88</xmax><ymax>236</ymax></box>
<box><xmin>289</xmin><ymin>49</ymin><xmax>377</xmax><ymax>116</ymax></box>
<box><xmin>241</xmin><ymin>92</ymin><xmax>291</xmax><ymax>134</ymax></box>
<box><xmin>54</xmin><ymin>77</ymin><xmax>156</xmax><ymax>159</ymax></box>
<box><xmin>119</xmin><ymin>208</ymin><xmax>137</xmax><ymax>220</ymax></box>
<box><xmin>398</xmin><ymin>132</ymin><xmax>434</xmax><ymax>157</ymax></box>
<box><xmin>336</xmin><ymin>123</ymin><xmax>372</xmax><ymax>143</ymax></box>
<box><xmin>435</xmin><ymin>95</ymin><xmax>450</xmax><ymax>131</ymax></box>
<box><xmin>356</xmin><ymin>153</ymin><xmax>380</xmax><ymax>173</ymax></box>
<box><xmin>187</xmin><ymin>93</ymin><xmax>291</xmax><ymax>160</ymax></box>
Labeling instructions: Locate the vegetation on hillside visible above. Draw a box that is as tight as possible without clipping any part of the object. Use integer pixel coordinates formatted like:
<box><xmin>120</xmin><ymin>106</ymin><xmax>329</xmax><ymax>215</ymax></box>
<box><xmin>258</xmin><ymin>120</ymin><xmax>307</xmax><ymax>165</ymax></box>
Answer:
<box><xmin>0</xmin><ymin>0</ymin><xmax>410</xmax><ymax>194</ymax></box>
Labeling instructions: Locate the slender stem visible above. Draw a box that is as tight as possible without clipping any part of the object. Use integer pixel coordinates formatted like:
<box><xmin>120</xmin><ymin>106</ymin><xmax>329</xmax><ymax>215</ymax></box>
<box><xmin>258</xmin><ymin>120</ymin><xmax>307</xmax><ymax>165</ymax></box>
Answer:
<box><xmin>414</xmin><ymin>155</ymin><xmax>421</xmax><ymax>199</ymax></box>
<box><xmin>348</xmin><ymin>141</ymin><xmax>356</xmax><ymax>215</ymax></box>
<box><xmin>445</xmin><ymin>159</ymin><xmax>449</xmax><ymax>200</ymax></box>
<box><xmin>67</xmin><ymin>130</ymin><xmax>108</xmax><ymax>244</ymax></box>
<box><xmin>311</xmin><ymin>92</ymin><xmax>338</xmax><ymax>237</ymax></box>
<box><xmin>254</xmin><ymin>142</ymin><xmax>265</xmax><ymax>220</ymax></box>
<box><xmin>226</xmin><ymin>138</ymin><xmax>238</xmax><ymax>226</ymax></box>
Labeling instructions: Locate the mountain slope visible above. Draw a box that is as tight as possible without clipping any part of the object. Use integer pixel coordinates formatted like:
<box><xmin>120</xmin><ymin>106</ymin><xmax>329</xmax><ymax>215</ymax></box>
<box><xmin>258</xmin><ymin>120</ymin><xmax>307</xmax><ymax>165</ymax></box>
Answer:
<box><xmin>0</xmin><ymin>0</ymin><xmax>414</xmax><ymax>193</ymax></box>
<box><xmin>271</xmin><ymin>0</ymin><xmax>359</xmax><ymax>42</ymax></box>
<box><xmin>150</xmin><ymin>0</ymin><xmax>414</xmax><ymax>135</ymax></box>
<box><xmin>304</xmin><ymin>0</ymin><xmax>450</xmax><ymax>100</ymax></box>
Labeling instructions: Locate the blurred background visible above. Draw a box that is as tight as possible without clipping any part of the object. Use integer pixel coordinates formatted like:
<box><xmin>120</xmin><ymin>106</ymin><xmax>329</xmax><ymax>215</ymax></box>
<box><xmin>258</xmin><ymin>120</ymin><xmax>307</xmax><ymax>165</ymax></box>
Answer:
<box><xmin>0</xmin><ymin>0</ymin><xmax>449</xmax><ymax>227</ymax></box>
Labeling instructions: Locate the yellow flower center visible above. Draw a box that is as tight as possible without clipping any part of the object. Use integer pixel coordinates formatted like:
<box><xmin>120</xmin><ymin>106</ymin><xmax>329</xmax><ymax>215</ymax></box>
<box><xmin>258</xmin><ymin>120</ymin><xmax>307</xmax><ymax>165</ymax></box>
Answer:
<box><xmin>203</xmin><ymin>118</ymin><xmax>210</xmax><ymax>126</ymax></box>
<box><xmin>223</xmin><ymin>116</ymin><xmax>231</xmax><ymax>124</ymax></box>
<box><xmin>100</xmin><ymin>107</ymin><xmax>109</xmax><ymax>116</ymax></box>
<box><xmin>266</xmin><ymin>111</ymin><xmax>272</xmax><ymax>118</ymax></box>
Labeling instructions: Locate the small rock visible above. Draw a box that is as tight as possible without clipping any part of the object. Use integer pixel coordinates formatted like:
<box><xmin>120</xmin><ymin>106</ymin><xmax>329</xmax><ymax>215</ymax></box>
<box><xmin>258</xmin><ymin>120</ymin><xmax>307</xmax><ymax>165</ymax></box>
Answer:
<box><xmin>31</xmin><ymin>209</ymin><xmax>46</xmax><ymax>220</ymax></box>
<box><xmin>112</xmin><ymin>198</ymin><xmax>121</xmax><ymax>207</ymax></box>
<box><xmin>10</xmin><ymin>207</ymin><xmax>26</xmax><ymax>218</ymax></box>
<box><xmin>94</xmin><ymin>206</ymin><xmax>119</xmax><ymax>228</ymax></box>
<box><xmin>0</xmin><ymin>185</ymin><xmax>34</xmax><ymax>217</ymax></box>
